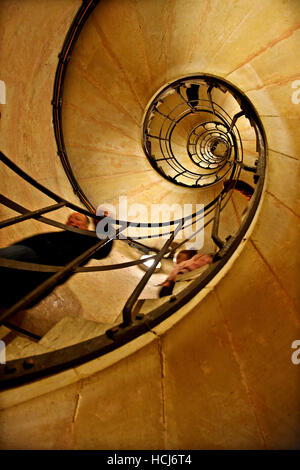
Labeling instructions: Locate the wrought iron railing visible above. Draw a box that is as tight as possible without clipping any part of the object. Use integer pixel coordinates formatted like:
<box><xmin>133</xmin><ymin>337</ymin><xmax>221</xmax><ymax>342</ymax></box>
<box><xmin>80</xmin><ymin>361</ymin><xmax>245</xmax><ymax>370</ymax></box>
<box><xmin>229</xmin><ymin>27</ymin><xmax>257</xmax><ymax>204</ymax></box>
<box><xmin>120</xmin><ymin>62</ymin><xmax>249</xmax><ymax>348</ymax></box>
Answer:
<box><xmin>142</xmin><ymin>76</ymin><xmax>245</xmax><ymax>188</ymax></box>
<box><xmin>0</xmin><ymin>127</ymin><xmax>265</xmax><ymax>388</ymax></box>
<box><xmin>0</xmin><ymin>0</ymin><xmax>266</xmax><ymax>388</ymax></box>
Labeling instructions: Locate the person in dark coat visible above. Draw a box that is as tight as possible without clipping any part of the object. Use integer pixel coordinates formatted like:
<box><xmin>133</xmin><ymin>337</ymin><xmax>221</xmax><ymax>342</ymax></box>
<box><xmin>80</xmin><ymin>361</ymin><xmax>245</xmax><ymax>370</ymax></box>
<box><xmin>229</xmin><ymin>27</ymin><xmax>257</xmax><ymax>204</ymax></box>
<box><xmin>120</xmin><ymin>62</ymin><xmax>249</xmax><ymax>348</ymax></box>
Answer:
<box><xmin>0</xmin><ymin>212</ymin><xmax>113</xmax><ymax>310</ymax></box>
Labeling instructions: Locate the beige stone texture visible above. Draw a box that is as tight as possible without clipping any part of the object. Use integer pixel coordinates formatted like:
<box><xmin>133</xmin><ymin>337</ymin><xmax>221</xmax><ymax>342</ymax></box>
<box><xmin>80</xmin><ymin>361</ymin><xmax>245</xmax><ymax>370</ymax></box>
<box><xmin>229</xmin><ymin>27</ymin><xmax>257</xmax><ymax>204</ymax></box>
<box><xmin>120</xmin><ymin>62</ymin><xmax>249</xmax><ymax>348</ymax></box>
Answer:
<box><xmin>72</xmin><ymin>338</ymin><xmax>164</xmax><ymax>450</ymax></box>
<box><xmin>161</xmin><ymin>290</ymin><xmax>264</xmax><ymax>449</ymax></box>
<box><xmin>251</xmin><ymin>193</ymin><xmax>300</xmax><ymax>313</ymax></box>
<box><xmin>0</xmin><ymin>382</ymin><xmax>78</xmax><ymax>449</ymax></box>
<box><xmin>247</xmin><ymin>82</ymin><xmax>300</xmax><ymax>119</ymax></box>
<box><xmin>209</xmin><ymin>0</ymin><xmax>300</xmax><ymax>76</ymax></box>
<box><xmin>215</xmin><ymin>242</ymin><xmax>300</xmax><ymax>449</ymax></box>
<box><xmin>261</xmin><ymin>116</ymin><xmax>300</xmax><ymax>160</ymax></box>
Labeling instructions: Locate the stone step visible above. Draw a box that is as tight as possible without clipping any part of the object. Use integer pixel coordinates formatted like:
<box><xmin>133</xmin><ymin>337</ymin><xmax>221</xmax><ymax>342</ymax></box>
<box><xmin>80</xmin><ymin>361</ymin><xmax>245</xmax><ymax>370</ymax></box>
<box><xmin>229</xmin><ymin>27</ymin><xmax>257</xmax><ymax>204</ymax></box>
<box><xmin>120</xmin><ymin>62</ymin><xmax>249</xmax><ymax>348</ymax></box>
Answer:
<box><xmin>38</xmin><ymin>315</ymin><xmax>112</xmax><ymax>351</ymax></box>
<box><xmin>5</xmin><ymin>315</ymin><xmax>118</xmax><ymax>360</ymax></box>
<box><xmin>138</xmin><ymin>297</ymin><xmax>171</xmax><ymax>315</ymax></box>
<box><xmin>0</xmin><ymin>325</ymin><xmax>12</xmax><ymax>341</ymax></box>
<box><xmin>5</xmin><ymin>336</ymin><xmax>48</xmax><ymax>361</ymax></box>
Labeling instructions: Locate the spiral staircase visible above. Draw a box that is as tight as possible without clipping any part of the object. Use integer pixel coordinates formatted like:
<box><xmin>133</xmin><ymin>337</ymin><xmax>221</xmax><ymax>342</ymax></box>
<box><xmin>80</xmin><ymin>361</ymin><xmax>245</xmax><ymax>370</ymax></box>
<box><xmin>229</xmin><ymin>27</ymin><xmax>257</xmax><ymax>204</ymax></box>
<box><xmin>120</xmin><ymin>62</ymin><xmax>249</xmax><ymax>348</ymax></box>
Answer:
<box><xmin>0</xmin><ymin>0</ymin><xmax>299</xmax><ymax>450</ymax></box>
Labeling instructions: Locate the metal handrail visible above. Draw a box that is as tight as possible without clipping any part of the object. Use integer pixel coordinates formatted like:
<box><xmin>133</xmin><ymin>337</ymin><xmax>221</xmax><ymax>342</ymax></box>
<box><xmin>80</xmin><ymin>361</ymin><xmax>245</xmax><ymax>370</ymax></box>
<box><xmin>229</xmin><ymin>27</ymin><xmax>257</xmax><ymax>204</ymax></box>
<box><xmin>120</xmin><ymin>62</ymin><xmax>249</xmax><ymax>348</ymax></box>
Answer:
<box><xmin>0</xmin><ymin>163</ymin><xmax>265</xmax><ymax>388</ymax></box>
<box><xmin>0</xmin><ymin>1</ymin><xmax>267</xmax><ymax>389</ymax></box>
<box><xmin>0</xmin><ymin>151</ymin><xmax>210</xmax><ymax>233</ymax></box>
<box><xmin>122</xmin><ymin>225</ymin><xmax>182</xmax><ymax>326</ymax></box>
<box><xmin>0</xmin><ymin>254</ymin><xmax>157</xmax><ymax>273</ymax></box>
<box><xmin>0</xmin><ymin>149</ymin><xmax>218</xmax><ymax>325</ymax></box>
<box><xmin>0</xmin><ymin>137</ymin><xmax>266</xmax><ymax>391</ymax></box>
<box><xmin>0</xmin><ymin>198</ymin><xmax>67</xmax><ymax>229</ymax></box>
<box><xmin>212</xmin><ymin>195</ymin><xmax>225</xmax><ymax>249</ymax></box>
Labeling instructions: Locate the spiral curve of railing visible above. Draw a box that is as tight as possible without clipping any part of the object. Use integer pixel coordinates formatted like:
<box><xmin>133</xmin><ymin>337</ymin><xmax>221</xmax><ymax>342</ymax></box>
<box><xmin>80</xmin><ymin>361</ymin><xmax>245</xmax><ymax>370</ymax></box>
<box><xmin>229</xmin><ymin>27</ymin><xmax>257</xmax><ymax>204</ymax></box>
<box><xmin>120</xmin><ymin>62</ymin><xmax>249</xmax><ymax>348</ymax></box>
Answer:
<box><xmin>0</xmin><ymin>0</ymin><xmax>266</xmax><ymax>388</ymax></box>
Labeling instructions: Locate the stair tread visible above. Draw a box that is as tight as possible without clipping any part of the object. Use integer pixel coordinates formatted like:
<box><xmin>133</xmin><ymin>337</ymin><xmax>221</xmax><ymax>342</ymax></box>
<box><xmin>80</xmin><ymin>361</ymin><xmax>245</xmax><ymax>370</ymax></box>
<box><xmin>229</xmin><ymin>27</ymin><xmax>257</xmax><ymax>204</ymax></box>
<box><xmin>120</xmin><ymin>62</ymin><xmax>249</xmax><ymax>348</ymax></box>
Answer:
<box><xmin>5</xmin><ymin>336</ymin><xmax>48</xmax><ymax>361</ymax></box>
<box><xmin>39</xmin><ymin>315</ymin><xmax>111</xmax><ymax>350</ymax></box>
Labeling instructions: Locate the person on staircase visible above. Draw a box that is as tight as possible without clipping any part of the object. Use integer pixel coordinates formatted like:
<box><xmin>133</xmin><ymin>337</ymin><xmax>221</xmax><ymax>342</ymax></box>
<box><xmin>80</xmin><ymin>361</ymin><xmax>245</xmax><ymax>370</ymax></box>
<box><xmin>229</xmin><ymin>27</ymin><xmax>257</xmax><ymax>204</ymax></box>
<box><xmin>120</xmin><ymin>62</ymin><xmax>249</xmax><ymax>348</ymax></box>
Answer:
<box><xmin>0</xmin><ymin>212</ymin><xmax>113</xmax><ymax>311</ymax></box>
<box><xmin>159</xmin><ymin>249</ymin><xmax>213</xmax><ymax>297</ymax></box>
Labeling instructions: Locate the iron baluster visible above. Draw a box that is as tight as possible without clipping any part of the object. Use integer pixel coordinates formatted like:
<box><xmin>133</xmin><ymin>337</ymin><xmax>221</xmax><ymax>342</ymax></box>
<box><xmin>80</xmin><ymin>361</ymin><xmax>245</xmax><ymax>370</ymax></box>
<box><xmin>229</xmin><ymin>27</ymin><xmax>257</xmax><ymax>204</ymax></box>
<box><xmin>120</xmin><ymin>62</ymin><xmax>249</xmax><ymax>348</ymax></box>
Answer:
<box><xmin>212</xmin><ymin>195</ymin><xmax>225</xmax><ymax>249</ymax></box>
<box><xmin>229</xmin><ymin>111</ymin><xmax>245</xmax><ymax>133</ymax></box>
<box><xmin>0</xmin><ymin>197</ymin><xmax>66</xmax><ymax>229</ymax></box>
<box><xmin>121</xmin><ymin>224</ymin><xmax>182</xmax><ymax>327</ymax></box>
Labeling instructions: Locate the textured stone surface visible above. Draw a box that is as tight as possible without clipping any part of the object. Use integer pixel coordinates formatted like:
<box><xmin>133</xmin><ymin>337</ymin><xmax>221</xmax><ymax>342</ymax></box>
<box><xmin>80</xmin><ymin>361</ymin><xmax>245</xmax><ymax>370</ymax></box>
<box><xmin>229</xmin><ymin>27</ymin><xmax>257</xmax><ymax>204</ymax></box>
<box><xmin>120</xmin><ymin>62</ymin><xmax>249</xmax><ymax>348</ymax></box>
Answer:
<box><xmin>73</xmin><ymin>338</ymin><xmax>164</xmax><ymax>449</ymax></box>
<box><xmin>215</xmin><ymin>241</ymin><xmax>300</xmax><ymax>449</ymax></box>
<box><xmin>0</xmin><ymin>382</ymin><xmax>78</xmax><ymax>449</ymax></box>
<box><xmin>251</xmin><ymin>192</ymin><xmax>300</xmax><ymax>313</ymax></box>
<box><xmin>266</xmin><ymin>150</ymin><xmax>300</xmax><ymax>216</ymax></box>
<box><xmin>161</xmin><ymin>289</ymin><xmax>264</xmax><ymax>449</ymax></box>
<box><xmin>39</xmin><ymin>315</ymin><xmax>109</xmax><ymax>351</ymax></box>
<box><xmin>8</xmin><ymin>284</ymin><xmax>84</xmax><ymax>337</ymax></box>
<box><xmin>5</xmin><ymin>334</ymin><xmax>47</xmax><ymax>360</ymax></box>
